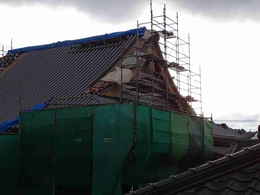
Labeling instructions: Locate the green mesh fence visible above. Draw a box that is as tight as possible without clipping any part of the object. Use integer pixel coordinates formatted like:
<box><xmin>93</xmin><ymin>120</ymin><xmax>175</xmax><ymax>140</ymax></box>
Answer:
<box><xmin>0</xmin><ymin>134</ymin><xmax>18</xmax><ymax>195</ymax></box>
<box><xmin>19</xmin><ymin>103</ymin><xmax>213</xmax><ymax>195</ymax></box>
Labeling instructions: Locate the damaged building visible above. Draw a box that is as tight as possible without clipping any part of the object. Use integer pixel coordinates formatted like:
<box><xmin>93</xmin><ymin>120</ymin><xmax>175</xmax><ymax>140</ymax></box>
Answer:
<box><xmin>0</xmin><ymin>27</ymin><xmax>194</xmax><ymax>126</ymax></box>
<box><xmin>0</xmin><ymin>25</ymin><xmax>258</xmax><ymax>194</ymax></box>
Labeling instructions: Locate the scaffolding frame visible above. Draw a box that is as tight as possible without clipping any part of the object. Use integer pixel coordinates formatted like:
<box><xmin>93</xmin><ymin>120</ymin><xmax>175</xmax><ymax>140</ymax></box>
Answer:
<box><xmin>1</xmin><ymin>39</ymin><xmax>13</xmax><ymax>57</ymax></box>
<box><xmin>137</xmin><ymin>1</ymin><xmax>203</xmax><ymax>115</ymax></box>
<box><xmin>13</xmin><ymin>1</ymin><xmax>202</xmax><ymax>117</ymax></box>
<box><xmin>0</xmin><ymin>45</ymin><xmax>6</xmax><ymax>57</ymax></box>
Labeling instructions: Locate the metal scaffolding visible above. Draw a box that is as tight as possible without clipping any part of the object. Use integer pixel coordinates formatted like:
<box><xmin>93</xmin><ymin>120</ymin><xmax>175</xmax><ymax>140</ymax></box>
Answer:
<box><xmin>2</xmin><ymin>2</ymin><xmax>202</xmax><ymax>117</ymax></box>
<box><xmin>137</xmin><ymin>1</ymin><xmax>203</xmax><ymax>115</ymax></box>
<box><xmin>1</xmin><ymin>39</ymin><xmax>12</xmax><ymax>57</ymax></box>
<box><xmin>0</xmin><ymin>45</ymin><xmax>6</xmax><ymax>57</ymax></box>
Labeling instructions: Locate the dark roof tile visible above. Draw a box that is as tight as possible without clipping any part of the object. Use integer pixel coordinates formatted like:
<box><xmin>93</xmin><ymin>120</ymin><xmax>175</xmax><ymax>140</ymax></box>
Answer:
<box><xmin>0</xmin><ymin>34</ymin><xmax>136</xmax><ymax>122</ymax></box>
<box><xmin>127</xmin><ymin>143</ymin><xmax>260</xmax><ymax>195</ymax></box>
<box><xmin>46</xmin><ymin>94</ymin><xmax>118</xmax><ymax>109</ymax></box>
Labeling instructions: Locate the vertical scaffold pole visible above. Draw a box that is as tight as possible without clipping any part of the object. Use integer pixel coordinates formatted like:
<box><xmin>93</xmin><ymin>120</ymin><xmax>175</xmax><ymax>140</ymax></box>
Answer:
<box><xmin>150</xmin><ymin>0</ymin><xmax>153</xmax><ymax>31</ymax></box>
<box><xmin>188</xmin><ymin>33</ymin><xmax>191</xmax><ymax>98</ymax></box>
<box><xmin>1</xmin><ymin>45</ymin><xmax>4</xmax><ymax>57</ymax></box>
<box><xmin>11</xmin><ymin>39</ymin><xmax>13</xmax><ymax>50</ymax></box>
<box><xmin>176</xmin><ymin>12</ymin><xmax>180</xmax><ymax>91</ymax></box>
<box><xmin>163</xmin><ymin>3</ymin><xmax>169</xmax><ymax>110</ymax></box>
<box><xmin>199</xmin><ymin>65</ymin><xmax>203</xmax><ymax>115</ymax></box>
<box><xmin>163</xmin><ymin>3</ymin><xmax>167</xmax><ymax>60</ymax></box>
<box><xmin>120</xmin><ymin>36</ymin><xmax>123</xmax><ymax>104</ymax></box>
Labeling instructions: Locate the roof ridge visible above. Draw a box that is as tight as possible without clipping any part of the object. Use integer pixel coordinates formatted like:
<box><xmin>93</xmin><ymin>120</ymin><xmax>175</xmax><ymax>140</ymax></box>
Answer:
<box><xmin>8</xmin><ymin>27</ymin><xmax>146</xmax><ymax>55</ymax></box>
<box><xmin>127</xmin><ymin>142</ymin><xmax>260</xmax><ymax>195</ymax></box>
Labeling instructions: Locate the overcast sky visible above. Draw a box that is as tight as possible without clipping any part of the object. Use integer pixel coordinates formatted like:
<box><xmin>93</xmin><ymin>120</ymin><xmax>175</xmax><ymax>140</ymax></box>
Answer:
<box><xmin>1</xmin><ymin>0</ymin><xmax>260</xmax><ymax>130</ymax></box>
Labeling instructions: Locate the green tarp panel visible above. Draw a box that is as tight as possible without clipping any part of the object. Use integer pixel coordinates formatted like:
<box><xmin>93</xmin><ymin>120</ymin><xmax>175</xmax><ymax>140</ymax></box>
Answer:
<box><xmin>19</xmin><ymin>103</ymin><xmax>213</xmax><ymax>195</ymax></box>
<box><xmin>92</xmin><ymin>104</ymin><xmax>134</xmax><ymax>195</ymax></box>
<box><xmin>0</xmin><ymin>134</ymin><xmax>18</xmax><ymax>195</ymax></box>
<box><xmin>20</xmin><ymin>107</ymin><xmax>94</xmax><ymax>194</ymax></box>
<box><xmin>203</xmin><ymin>120</ymin><xmax>214</xmax><ymax>159</ymax></box>
<box><xmin>54</xmin><ymin>107</ymin><xmax>93</xmax><ymax>189</ymax></box>
<box><xmin>20</xmin><ymin>110</ymin><xmax>55</xmax><ymax>195</ymax></box>
<box><xmin>171</xmin><ymin>113</ymin><xmax>190</xmax><ymax>161</ymax></box>
<box><xmin>152</xmin><ymin>109</ymin><xmax>171</xmax><ymax>153</ymax></box>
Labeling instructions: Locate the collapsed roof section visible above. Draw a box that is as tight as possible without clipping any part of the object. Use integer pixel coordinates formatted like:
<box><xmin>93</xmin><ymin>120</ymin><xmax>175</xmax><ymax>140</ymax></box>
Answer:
<box><xmin>0</xmin><ymin>27</ymin><xmax>194</xmax><ymax>126</ymax></box>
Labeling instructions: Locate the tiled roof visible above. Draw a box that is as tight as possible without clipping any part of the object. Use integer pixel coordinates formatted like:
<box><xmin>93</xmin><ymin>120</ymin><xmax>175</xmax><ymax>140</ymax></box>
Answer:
<box><xmin>46</xmin><ymin>94</ymin><xmax>118</xmax><ymax>109</ymax></box>
<box><xmin>213</xmin><ymin>123</ymin><xmax>255</xmax><ymax>140</ymax></box>
<box><xmin>0</xmin><ymin>30</ymin><xmax>137</xmax><ymax>122</ymax></box>
<box><xmin>8</xmin><ymin>28</ymin><xmax>146</xmax><ymax>55</ymax></box>
<box><xmin>127</xmin><ymin>142</ymin><xmax>260</xmax><ymax>195</ymax></box>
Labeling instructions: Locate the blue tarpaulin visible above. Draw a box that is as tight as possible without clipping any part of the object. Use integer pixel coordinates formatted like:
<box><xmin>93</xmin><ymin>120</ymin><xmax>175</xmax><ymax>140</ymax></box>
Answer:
<box><xmin>0</xmin><ymin>119</ymin><xmax>19</xmax><ymax>132</ymax></box>
<box><xmin>0</xmin><ymin>101</ymin><xmax>51</xmax><ymax>132</ymax></box>
<box><xmin>8</xmin><ymin>27</ymin><xmax>146</xmax><ymax>55</ymax></box>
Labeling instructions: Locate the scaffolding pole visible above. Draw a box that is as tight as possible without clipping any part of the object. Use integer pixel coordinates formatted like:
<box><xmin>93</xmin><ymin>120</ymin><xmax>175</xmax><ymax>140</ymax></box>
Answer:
<box><xmin>137</xmin><ymin>2</ymin><xmax>203</xmax><ymax>115</ymax></box>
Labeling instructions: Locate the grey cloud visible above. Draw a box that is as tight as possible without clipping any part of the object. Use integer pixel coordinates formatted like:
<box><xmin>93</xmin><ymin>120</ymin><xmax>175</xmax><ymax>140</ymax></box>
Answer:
<box><xmin>171</xmin><ymin>0</ymin><xmax>260</xmax><ymax>20</ymax></box>
<box><xmin>1</xmin><ymin>1</ymin><xmax>260</xmax><ymax>24</ymax></box>
<box><xmin>0</xmin><ymin>0</ymin><xmax>146</xmax><ymax>22</ymax></box>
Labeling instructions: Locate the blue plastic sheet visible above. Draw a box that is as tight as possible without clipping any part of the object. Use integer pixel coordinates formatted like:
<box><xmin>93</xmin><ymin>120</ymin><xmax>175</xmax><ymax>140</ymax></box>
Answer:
<box><xmin>8</xmin><ymin>27</ymin><xmax>146</xmax><ymax>55</ymax></box>
<box><xmin>0</xmin><ymin>101</ymin><xmax>50</xmax><ymax>132</ymax></box>
<box><xmin>0</xmin><ymin>119</ymin><xmax>19</xmax><ymax>132</ymax></box>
